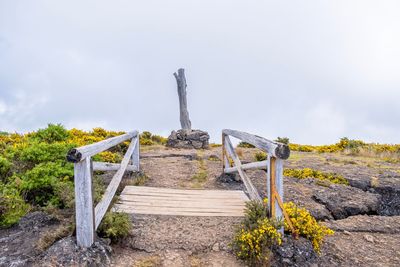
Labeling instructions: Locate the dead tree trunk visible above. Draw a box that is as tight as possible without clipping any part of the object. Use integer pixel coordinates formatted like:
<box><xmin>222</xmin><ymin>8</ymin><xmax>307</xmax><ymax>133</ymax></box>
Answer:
<box><xmin>173</xmin><ymin>68</ymin><xmax>191</xmax><ymax>130</ymax></box>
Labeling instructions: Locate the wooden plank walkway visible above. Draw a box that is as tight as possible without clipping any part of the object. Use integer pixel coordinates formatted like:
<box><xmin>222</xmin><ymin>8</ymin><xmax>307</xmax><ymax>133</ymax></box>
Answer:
<box><xmin>114</xmin><ymin>186</ymin><xmax>249</xmax><ymax>217</ymax></box>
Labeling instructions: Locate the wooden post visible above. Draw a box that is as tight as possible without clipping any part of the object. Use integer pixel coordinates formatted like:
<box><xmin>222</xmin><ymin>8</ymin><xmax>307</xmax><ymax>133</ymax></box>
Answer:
<box><xmin>269</xmin><ymin>156</ymin><xmax>284</xmax><ymax>233</ymax></box>
<box><xmin>132</xmin><ymin>137</ymin><xmax>140</xmax><ymax>171</ymax></box>
<box><xmin>74</xmin><ymin>157</ymin><xmax>95</xmax><ymax>247</ymax></box>
<box><xmin>173</xmin><ymin>68</ymin><xmax>191</xmax><ymax>130</ymax></box>
<box><xmin>270</xmin><ymin>157</ymin><xmax>276</xmax><ymax>218</ymax></box>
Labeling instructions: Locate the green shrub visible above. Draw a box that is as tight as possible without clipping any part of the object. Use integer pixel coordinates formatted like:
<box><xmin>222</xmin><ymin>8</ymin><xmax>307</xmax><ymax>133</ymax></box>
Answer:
<box><xmin>254</xmin><ymin>151</ymin><xmax>267</xmax><ymax>162</ymax></box>
<box><xmin>151</xmin><ymin>135</ymin><xmax>168</xmax><ymax>145</ymax></box>
<box><xmin>141</xmin><ymin>131</ymin><xmax>152</xmax><ymax>140</ymax></box>
<box><xmin>17</xmin><ymin>142</ymin><xmax>74</xmax><ymax>165</ymax></box>
<box><xmin>242</xmin><ymin>200</ymin><xmax>269</xmax><ymax>229</ymax></box>
<box><xmin>139</xmin><ymin>131</ymin><xmax>167</xmax><ymax>146</ymax></box>
<box><xmin>97</xmin><ymin>211</ymin><xmax>132</xmax><ymax>243</ymax></box>
<box><xmin>275</xmin><ymin>137</ymin><xmax>289</xmax><ymax>145</ymax></box>
<box><xmin>0</xmin><ymin>156</ymin><xmax>12</xmax><ymax>180</ymax></box>
<box><xmin>0</xmin><ymin>182</ymin><xmax>30</xmax><ymax>228</ymax></box>
<box><xmin>30</xmin><ymin>124</ymin><xmax>69</xmax><ymax>143</ymax></box>
<box><xmin>20</xmin><ymin>162</ymin><xmax>74</xmax><ymax>207</ymax></box>
<box><xmin>237</xmin><ymin>142</ymin><xmax>255</xmax><ymax>148</ymax></box>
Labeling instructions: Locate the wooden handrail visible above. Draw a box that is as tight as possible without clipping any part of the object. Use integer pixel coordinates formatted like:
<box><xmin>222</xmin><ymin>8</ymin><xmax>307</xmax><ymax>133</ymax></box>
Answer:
<box><xmin>222</xmin><ymin>129</ymin><xmax>290</xmax><ymax>159</ymax></box>
<box><xmin>222</xmin><ymin>129</ymin><xmax>291</xmax><ymax>233</ymax></box>
<box><xmin>67</xmin><ymin>131</ymin><xmax>138</xmax><ymax>163</ymax></box>
<box><xmin>68</xmin><ymin>131</ymin><xmax>140</xmax><ymax>248</ymax></box>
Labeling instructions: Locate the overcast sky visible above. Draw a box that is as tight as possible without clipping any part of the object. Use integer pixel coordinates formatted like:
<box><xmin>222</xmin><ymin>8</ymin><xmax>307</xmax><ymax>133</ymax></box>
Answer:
<box><xmin>0</xmin><ymin>1</ymin><xmax>399</xmax><ymax>144</ymax></box>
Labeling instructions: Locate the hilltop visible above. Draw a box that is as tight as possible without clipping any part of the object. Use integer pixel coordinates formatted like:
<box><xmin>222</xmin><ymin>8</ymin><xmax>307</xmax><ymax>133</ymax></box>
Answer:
<box><xmin>0</xmin><ymin>125</ymin><xmax>399</xmax><ymax>266</ymax></box>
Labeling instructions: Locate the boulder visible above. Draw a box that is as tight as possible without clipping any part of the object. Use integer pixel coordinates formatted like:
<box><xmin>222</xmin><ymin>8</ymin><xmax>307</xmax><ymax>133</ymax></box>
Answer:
<box><xmin>167</xmin><ymin>129</ymin><xmax>209</xmax><ymax>149</ymax></box>
<box><xmin>38</xmin><ymin>236</ymin><xmax>112</xmax><ymax>267</ymax></box>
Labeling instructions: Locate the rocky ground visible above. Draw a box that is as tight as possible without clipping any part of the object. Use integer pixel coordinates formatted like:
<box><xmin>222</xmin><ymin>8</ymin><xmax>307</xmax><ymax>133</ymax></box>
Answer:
<box><xmin>1</xmin><ymin>145</ymin><xmax>399</xmax><ymax>266</ymax></box>
<box><xmin>110</xmin><ymin>146</ymin><xmax>400</xmax><ymax>267</ymax></box>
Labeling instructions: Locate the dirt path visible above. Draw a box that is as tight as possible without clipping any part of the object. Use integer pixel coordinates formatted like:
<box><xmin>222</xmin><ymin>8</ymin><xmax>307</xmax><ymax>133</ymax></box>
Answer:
<box><xmin>111</xmin><ymin>147</ymin><xmax>245</xmax><ymax>267</ymax></box>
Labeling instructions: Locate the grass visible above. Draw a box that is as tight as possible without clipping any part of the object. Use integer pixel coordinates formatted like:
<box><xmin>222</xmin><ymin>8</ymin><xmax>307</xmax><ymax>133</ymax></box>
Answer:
<box><xmin>134</xmin><ymin>256</ymin><xmax>161</xmax><ymax>267</ymax></box>
<box><xmin>35</xmin><ymin>220</ymin><xmax>74</xmax><ymax>252</ymax></box>
<box><xmin>190</xmin><ymin>156</ymin><xmax>208</xmax><ymax>188</ymax></box>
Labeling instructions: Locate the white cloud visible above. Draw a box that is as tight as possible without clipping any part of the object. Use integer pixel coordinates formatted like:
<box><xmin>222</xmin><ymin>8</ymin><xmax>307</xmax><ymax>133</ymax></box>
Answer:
<box><xmin>0</xmin><ymin>0</ymin><xmax>399</xmax><ymax>144</ymax></box>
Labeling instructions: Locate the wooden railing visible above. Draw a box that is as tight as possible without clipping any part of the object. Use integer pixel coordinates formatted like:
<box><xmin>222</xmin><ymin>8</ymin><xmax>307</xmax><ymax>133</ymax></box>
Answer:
<box><xmin>66</xmin><ymin>131</ymin><xmax>140</xmax><ymax>247</ymax></box>
<box><xmin>222</xmin><ymin>129</ymin><xmax>294</xmax><ymax>231</ymax></box>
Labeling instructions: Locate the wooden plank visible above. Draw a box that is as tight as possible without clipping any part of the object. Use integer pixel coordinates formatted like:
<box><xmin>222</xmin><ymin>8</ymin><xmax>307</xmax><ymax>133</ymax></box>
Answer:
<box><xmin>222</xmin><ymin>129</ymin><xmax>290</xmax><ymax>160</ymax></box>
<box><xmin>122</xmin><ymin>186</ymin><xmax>247</xmax><ymax>195</ymax></box>
<box><xmin>224</xmin><ymin>160</ymin><xmax>268</xmax><ymax>174</ymax></box>
<box><xmin>113</xmin><ymin>205</ymin><xmax>245</xmax><ymax>217</ymax></box>
<box><xmin>117</xmin><ymin>200</ymin><xmax>246</xmax><ymax>209</ymax></box>
<box><xmin>74</xmin><ymin>158</ymin><xmax>95</xmax><ymax>248</ymax></box>
<box><xmin>67</xmin><ymin>131</ymin><xmax>138</xmax><ymax>163</ymax></box>
<box><xmin>115</xmin><ymin>204</ymin><xmax>245</xmax><ymax>213</ymax></box>
<box><xmin>120</xmin><ymin>195</ymin><xmax>248</xmax><ymax>205</ymax></box>
<box><xmin>92</xmin><ymin>162</ymin><xmax>137</xmax><ymax>172</ymax></box>
<box><xmin>121</xmin><ymin>192</ymin><xmax>247</xmax><ymax>200</ymax></box>
<box><xmin>224</xmin><ymin>136</ymin><xmax>261</xmax><ymax>201</ymax></box>
<box><xmin>94</xmin><ymin>137</ymin><xmax>138</xmax><ymax>229</ymax></box>
<box><xmin>120</xmin><ymin>190</ymin><xmax>248</xmax><ymax>201</ymax></box>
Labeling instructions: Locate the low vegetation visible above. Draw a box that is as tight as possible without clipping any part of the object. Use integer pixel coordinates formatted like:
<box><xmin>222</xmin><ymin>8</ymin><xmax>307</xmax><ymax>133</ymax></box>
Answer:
<box><xmin>139</xmin><ymin>131</ymin><xmax>167</xmax><ymax>146</ymax></box>
<box><xmin>191</xmin><ymin>157</ymin><xmax>208</xmax><ymax>188</ymax></box>
<box><xmin>283</xmin><ymin>202</ymin><xmax>334</xmax><ymax>253</ymax></box>
<box><xmin>232</xmin><ymin>200</ymin><xmax>334</xmax><ymax>265</ymax></box>
<box><xmin>97</xmin><ymin>211</ymin><xmax>132</xmax><ymax>243</ymax></box>
<box><xmin>0</xmin><ymin>124</ymin><xmax>154</xmax><ymax>234</ymax></box>
<box><xmin>283</xmin><ymin>168</ymin><xmax>349</xmax><ymax>185</ymax></box>
<box><xmin>231</xmin><ymin>201</ymin><xmax>282</xmax><ymax>266</ymax></box>
<box><xmin>289</xmin><ymin>137</ymin><xmax>400</xmax><ymax>159</ymax></box>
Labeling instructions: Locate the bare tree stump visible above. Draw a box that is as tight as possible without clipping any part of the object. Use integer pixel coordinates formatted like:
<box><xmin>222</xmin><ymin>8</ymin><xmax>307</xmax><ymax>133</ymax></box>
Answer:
<box><xmin>173</xmin><ymin>68</ymin><xmax>191</xmax><ymax>130</ymax></box>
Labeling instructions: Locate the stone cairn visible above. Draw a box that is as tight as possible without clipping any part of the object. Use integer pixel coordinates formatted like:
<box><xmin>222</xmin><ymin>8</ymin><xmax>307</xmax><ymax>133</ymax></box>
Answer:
<box><xmin>167</xmin><ymin>68</ymin><xmax>210</xmax><ymax>149</ymax></box>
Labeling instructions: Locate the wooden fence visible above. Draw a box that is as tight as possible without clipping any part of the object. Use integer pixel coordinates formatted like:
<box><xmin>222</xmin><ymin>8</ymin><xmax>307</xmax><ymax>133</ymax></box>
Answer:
<box><xmin>222</xmin><ymin>129</ymin><xmax>294</xmax><ymax>231</ymax></box>
<box><xmin>66</xmin><ymin>131</ymin><xmax>140</xmax><ymax>247</ymax></box>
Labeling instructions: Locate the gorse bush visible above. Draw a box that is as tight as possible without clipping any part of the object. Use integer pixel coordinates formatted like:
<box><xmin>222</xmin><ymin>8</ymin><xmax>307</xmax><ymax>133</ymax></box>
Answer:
<box><xmin>284</xmin><ymin>202</ymin><xmax>334</xmax><ymax>253</ymax></box>
<box><xmin>0</xmin><ymin>156</ymin><xmax>11</xmax><ymax>180</ymax></box>
<box><xmin>0</xmin><ymin>182</ymin><xmax>30</xmax><ymax>228</ymax></box>
<box><xmin>20</xmin><ymin>161</ymin><xmax>74</xmax><ymax>207</ymax></box>
<box><xmin>31</xmin><ymin>123</ymin><xmax>70</xmax><ymax>143</ymax></box>
<box><xmin>97</xmin><ymin>211</ymin><xmax>132</xmax><ymax>243</ymax></box>
<box><xmin>0</xmin><ymin>124</ymin><xmax>135</xmax><ymax>227</ymax></box>
<box><xmin>232</xmin><ymin>199</ymin><xmax>334</xmax><ymax>264</ymax></box>
<box><xmin>237</xmin><ymin>142</ymin><xmax>255</xmax><ymax>148</ymax></box>
<box><xmin>284</xmin><ymin>168</ymin><xmax>349</xmax><ymax>185</ymax></box>
<box><xmin>275</xmin><ymin>137</ymin><xmax>289</xmax><ymax>145</ymax></box>
<box><xmin>232</xmin><ymin>201</ymin><xmax>282</xmax><ymax>266</ymax></box>
<box><xmin>254</xmin><ymin>151</ymin><xmax>267</xmax><ymax>162</ymax></box>
<box><xmin>139</xmin><ymin>131</ymin><xmax>167</xmax><ymax>146</ymax></box>
<box><xmin>289</xmin><ymin>137</ymin><xmax>400</xmax><ymax>159</ymax></box>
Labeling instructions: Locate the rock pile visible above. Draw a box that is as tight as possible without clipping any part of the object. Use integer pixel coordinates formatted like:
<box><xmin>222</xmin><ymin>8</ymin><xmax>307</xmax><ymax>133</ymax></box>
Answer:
<box><xmin>167</xmin><ymin>129</ymin><xmax>210</xmax><ymax>149</ymax></box>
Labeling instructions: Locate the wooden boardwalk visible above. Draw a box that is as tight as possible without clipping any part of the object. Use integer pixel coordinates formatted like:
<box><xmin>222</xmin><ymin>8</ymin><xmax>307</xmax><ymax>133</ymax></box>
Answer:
<box><xmin>114</xmin><ymin>186</ymin><xmax>250</xmax><ymax>217</ymax></box>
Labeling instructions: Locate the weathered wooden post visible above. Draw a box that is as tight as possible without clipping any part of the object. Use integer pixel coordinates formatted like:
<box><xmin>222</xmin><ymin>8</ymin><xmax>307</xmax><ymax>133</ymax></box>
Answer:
<box><xmin>73</xmin><ymin>157</ymin><xmax>95</xmax><ymax>247</ymax></box>
<box><xmin>173</xmin><ymin>68</ymin><xmax>191</xmax><ymax>130</ymax></box>
<box><xmin>131</xmin><ymin>137</ymin><xmax>140</xmax><ymax>171</ymax></box>
<box><xmin>167</xmin><ymin>68</ymin><xmax>210</xmax><ymax>149</ymax></box>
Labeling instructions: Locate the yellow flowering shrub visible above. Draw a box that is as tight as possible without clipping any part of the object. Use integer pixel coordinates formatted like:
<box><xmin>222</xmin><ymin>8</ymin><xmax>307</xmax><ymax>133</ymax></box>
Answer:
<box><xmin>254</xmin><ymin>151</ymin><xmax>267</xmax><ymax>162</ymax></box>
<box><xmin>96</xmin><ymin>151</ymin><xmax>122</xmax><ymax>163</ymax></box>
<box><xmin>284</xmin><ymin>168</ymin><xmax>349</xmax><ymax>185</ymax></box>
<box><xmin>283</xmin><ymin>202</ymin><xmax>334</xmax><ymax>253</ymax></box>
<box><xmin>232</xmin><ymin>218</ymin><xmax>282</xmax><ymax>266</ymax></box>
<box><xmin>232</xmin><ymin>200</ymin><xmax>282</xmax><ymax>266</ymax></box>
